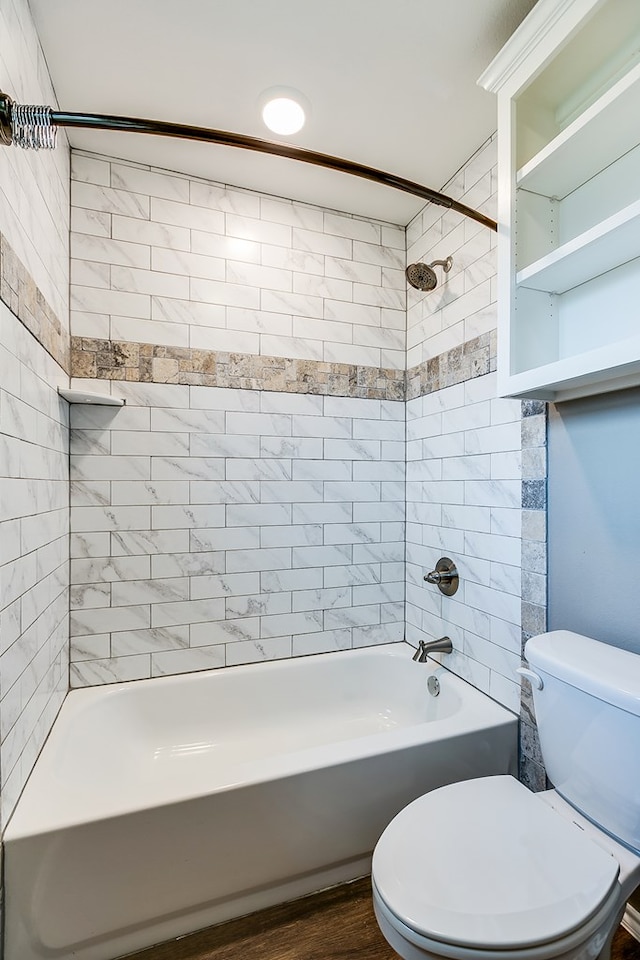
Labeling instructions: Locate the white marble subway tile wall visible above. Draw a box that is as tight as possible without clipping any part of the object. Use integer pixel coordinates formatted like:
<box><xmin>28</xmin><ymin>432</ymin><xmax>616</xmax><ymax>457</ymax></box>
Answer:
<box><xmin>69</xmin><ymin>386</ymin><xmax>405</xmax><ymax>684</ymax></box>
<box><xmin>406</xmin><ymin>136</ymin><xmax>498</xmax><ymax>370</ymax></box>
<box><xmin>0</xmin><ymin>0</ymin><xmax>71</xmax><ymax>829</ymax></box>
<box><xmin>70</xmin><ymin>153</ymin><xmax>406</xmax><ymax>368</ymax></box>
<box><xmin>68</xmin><ymin>157</ymin><xmax>407</xmax><ymax>684</ymax></box>
<box><xmin>406</xmin><ymin>376</ymin><xmax>522</xmax><ymax>712</ymax></box>
<box><xmin>404</xmin><ymin>136</ymin><xmax>523</xmax><ymax>714</ymax></box>
<box><xmin>67</xmin><ymin>141</ymin><xmax>528</xmax><ymax>711</ymax></box>
<box><xmin>0</xmin><ymin>302</ymin><xmax>69</xmax><ymax>827</ymax></box>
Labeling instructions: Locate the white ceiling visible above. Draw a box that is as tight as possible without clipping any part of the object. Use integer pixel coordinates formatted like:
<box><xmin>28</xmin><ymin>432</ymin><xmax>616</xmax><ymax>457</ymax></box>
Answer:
<box><xmin>30</xmin><ymin>0</ymin><xmax>537</xmax><ymax>225</ymax></box>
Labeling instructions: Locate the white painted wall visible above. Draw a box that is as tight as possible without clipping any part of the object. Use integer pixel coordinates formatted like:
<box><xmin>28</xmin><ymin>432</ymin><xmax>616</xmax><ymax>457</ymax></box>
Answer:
<box><xmin>548</xmin><ymin>387</ymin><xmax>640</xmax><ymax>654</ymax></box>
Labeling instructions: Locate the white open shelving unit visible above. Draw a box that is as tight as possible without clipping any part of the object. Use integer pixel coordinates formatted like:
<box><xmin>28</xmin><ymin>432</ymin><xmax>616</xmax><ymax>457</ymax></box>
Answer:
<box><xmin>480</xmin><ymin>0</ymin><xmax>640</xmax><ymax>401</ymax></box>
<box><xmin>516</xmin><ymin>201</ymin><xmax>640</xmax><ymax>296</ymax></box>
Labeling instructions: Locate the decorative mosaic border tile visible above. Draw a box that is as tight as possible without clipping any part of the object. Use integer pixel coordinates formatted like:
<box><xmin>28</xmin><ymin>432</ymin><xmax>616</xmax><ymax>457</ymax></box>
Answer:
<box><xmin>0</xmin><ymin>232</ymin><xmax>70</xmax><ymax>373</ymax></box>
<box><xmin>70</xmin><ymin>337</ymin><xmax>407</xmax><ymax>401</ymax></box>
<box><xmin>405</xmin><ymin>330</ymin><xmax>496</xmax><ymax>400</ymax></box>
<box><xmin>71</xmin><ymin>332</ymin><xmax>498</xmax><ymax>404</ymax></box>
<box><xmin>519</xmin><ymin>399</ymin><xmax>548</xmax><ymax>791</ymax></box>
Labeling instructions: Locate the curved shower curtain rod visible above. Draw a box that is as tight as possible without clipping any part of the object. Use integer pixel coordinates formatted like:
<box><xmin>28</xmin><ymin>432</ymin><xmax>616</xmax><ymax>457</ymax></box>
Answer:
<box><xmin>0</xmin><ymin>90</ymin><xmax>497</xmax><ymax>232</ymax></box>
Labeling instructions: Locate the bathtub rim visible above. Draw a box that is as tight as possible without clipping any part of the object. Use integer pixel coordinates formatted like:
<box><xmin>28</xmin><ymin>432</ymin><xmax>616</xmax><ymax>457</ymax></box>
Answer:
<box><xmin>4</xmin><ymin>642</ymin><xmax>518</xmax><ymax>840</ymax></box>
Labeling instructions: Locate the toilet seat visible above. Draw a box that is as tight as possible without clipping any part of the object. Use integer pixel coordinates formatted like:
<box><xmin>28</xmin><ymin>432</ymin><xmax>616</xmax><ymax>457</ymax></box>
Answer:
<box><xmin>372</xmin><ymin>776</ymin><xmax>620</xmax><ymax>952</ymax></box>
<box><xmin>373</xmin><ymin>878</ymin><xmax>623</xmax><ymax>960</ymax></box>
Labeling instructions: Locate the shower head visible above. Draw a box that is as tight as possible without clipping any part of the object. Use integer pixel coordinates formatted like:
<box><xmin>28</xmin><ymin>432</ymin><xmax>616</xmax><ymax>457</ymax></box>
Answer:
<box><xmin>406</xmin><ymin>255</ymin><xmax>453</xmax><ymax>291</ymax></box>
<box><xmin>406</xmin><ymin>262</ymin><xmax>437</xmax><ymax>291</ymax></box>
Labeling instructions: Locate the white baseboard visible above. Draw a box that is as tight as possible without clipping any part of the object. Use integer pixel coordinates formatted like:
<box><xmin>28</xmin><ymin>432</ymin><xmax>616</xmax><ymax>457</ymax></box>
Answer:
<box><xmin>622</xmin><ymin>903</ymin><xmax>640</xmax><ymax>943</ymax></box>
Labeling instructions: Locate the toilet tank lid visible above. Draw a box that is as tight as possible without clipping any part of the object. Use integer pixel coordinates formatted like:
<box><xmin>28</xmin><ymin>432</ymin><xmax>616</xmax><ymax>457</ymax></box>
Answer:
<box><xmin>525</xmin><ymin>631</ymin><xmax>640</xmax><ymax>717</ymax></box>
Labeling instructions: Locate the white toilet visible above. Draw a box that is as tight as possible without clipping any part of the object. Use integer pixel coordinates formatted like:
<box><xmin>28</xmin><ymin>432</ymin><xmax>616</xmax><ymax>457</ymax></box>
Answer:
<box><xmin>372</xmin><ymin>630</ymin><xmax>640</xmax><ymax>960</ymax></box>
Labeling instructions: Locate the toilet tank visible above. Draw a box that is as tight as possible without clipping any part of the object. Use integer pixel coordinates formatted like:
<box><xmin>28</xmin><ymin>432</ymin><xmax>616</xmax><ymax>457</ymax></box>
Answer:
<box><xmin>524</xmin><ymin>630</ymin><xmax>640</xmax><ymax>853</ymax></box>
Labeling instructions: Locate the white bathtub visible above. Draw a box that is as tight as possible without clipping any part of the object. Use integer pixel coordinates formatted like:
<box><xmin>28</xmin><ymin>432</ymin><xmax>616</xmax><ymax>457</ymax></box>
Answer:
<box><xmin>4</xmin><ymin>642</ymin><xmax>517</xmax><ymax>960</ymax></box>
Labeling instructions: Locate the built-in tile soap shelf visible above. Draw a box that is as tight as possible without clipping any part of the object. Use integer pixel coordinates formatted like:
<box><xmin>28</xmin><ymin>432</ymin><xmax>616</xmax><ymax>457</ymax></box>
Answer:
<box><xmin>58</xmin><ymin>388</ymin><xmax>125</xmax><ymax>406</ymax></box>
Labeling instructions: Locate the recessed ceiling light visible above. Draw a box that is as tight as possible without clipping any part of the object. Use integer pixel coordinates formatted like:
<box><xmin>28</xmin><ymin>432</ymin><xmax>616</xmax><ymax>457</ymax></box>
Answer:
<box><xmin>259</xmin><ymin>87</ymin><xmax>309</xmax><ymax>136</ymax></box>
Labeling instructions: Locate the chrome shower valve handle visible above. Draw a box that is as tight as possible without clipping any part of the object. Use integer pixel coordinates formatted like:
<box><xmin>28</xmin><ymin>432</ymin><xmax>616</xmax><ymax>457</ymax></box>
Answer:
<box><xmin>424</xmin><ymin>570</ymin><xmax>453</xmax><ymax>585</ymax></box>
<box><xmin>423</xmin><ymin>557</ymin><xmax>459</xmax><ymax>596</ymax></box>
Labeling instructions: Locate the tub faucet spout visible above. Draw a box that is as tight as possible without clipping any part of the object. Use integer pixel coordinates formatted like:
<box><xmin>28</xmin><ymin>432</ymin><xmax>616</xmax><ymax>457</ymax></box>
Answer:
<box><xmin>412</xmin><ymin>637</ymin><xmax>453</xmax><ymax>663</ymax></box>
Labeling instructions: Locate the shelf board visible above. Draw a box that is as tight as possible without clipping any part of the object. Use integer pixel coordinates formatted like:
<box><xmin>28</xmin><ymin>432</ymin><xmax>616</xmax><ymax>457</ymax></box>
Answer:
<box><xmin>517</xmin><ymin>60</ymin><xmax>640</xmax><ymax>199</ymax></box>
<box><xmin>58</xmin><ymin>388</ymin><xmax>125</xmax><ymax>406</ymax></box>
<box><xmin>500</xmin><ymin>334</ymin><xmax>640</xmax><ymax>401</ymax></box>
<box><xmin>516</xmin><ymin>199</ymin><xmax>640</xmax><ymax>294</ymax></box>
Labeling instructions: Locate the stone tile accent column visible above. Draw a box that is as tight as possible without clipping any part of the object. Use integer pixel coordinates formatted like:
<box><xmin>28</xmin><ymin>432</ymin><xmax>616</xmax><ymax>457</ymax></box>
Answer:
<box><xmin>519</xmin><ymin>399</ymin><xmax>548</xmax><ymax>790</ymax></box>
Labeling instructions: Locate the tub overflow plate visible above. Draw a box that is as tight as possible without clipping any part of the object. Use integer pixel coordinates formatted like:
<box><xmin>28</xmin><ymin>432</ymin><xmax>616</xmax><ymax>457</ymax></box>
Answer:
<box><xmin>427</xmin><ymin>675</ymin><xmax>440</xmax><ymax>697</ymax></box>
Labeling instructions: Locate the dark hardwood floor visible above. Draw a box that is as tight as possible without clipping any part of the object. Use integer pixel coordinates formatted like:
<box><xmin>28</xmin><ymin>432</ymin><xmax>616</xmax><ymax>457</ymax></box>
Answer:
<box><xmin>124</xmin><ymin>877</ymin><xmax>639</xmax><ymax>960</ymax></box>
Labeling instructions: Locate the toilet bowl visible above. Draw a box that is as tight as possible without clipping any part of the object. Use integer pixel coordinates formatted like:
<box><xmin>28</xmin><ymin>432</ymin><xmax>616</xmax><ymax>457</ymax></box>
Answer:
<box><xmin>372</xmin><ymin>776</ymin><xmax>640</xmax><ymax>960</ymax></box>
<box><xmin>372</xmin><ymin>632</ymin><xmax>640</xmax><ymax>960</ymax></box>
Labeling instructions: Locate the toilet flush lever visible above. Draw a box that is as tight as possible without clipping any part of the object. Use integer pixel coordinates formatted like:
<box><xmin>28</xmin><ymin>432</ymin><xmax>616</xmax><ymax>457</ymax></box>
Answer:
<box><xmin>516</xmin><ymin>667</ymin><xmax>544</xmax><ymax>690</ymax></box>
